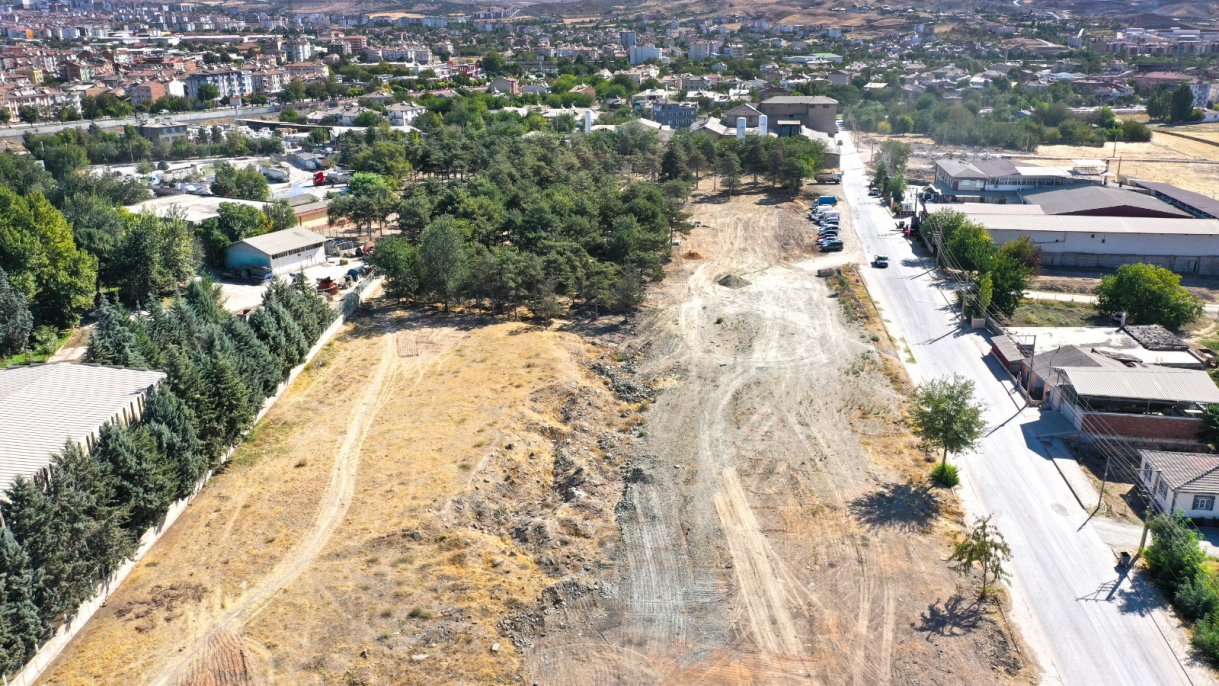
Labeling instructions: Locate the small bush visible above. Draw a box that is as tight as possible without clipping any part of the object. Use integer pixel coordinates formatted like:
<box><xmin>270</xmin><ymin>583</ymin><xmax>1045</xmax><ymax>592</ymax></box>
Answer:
<box><xmin>1175</xmin><ymin>573</ymin><xmax>1219</xmax><ymax>621</ymax></box>
<box><xmin>931</xmin><ymin>463</ymin><xmax>960</xmax><ymax>488</ymax></box>
<box><xmin>408</xmin><ymin>607</ymin><xmax>435</xmax><ymax>619</ymax></box>
<box><xmin>1143</xmin><ymin>512</ymin><xmax>1206</xmax><ymax>594</ymax></box>
<box><xmin>1194</xmin><ymin>613</ymin><xmax>1219</xmax><ymax>664</ymax></box>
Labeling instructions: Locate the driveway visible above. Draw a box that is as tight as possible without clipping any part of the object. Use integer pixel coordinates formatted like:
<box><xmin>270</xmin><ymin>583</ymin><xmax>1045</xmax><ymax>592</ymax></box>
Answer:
<box><xmin>838</xmin><ymin>130</ymin><xmax>1211</xmax><ymax>686</ymax></box>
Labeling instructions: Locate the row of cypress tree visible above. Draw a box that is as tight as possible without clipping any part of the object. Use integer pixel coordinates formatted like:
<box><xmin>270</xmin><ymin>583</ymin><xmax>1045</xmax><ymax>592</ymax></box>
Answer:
<box><xmin>0</xmin><ymin>278</ymin><xmax>334</xmax><ymax>674</ymax></box>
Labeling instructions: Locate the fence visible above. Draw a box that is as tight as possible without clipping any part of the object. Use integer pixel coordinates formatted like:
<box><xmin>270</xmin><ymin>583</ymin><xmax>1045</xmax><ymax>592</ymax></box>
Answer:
<box><xmin>7</xmin><ymin>276</ymin><xmax>383</xmax><ymax>686</ymax></box>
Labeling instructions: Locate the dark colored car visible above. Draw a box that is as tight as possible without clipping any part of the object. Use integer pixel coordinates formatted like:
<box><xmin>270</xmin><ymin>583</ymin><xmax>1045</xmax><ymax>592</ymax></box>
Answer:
<box><xmin>820</xmin><ymin>239</ymin><xmax>844</xmax><ymax>252</ymax></box>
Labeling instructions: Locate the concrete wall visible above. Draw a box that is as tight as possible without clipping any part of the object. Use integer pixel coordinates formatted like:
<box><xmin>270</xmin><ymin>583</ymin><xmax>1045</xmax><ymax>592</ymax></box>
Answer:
<box><xmin>269</xmin><ymin>244</ymin><xmax>325</xmax><ymax>274</ymax></box>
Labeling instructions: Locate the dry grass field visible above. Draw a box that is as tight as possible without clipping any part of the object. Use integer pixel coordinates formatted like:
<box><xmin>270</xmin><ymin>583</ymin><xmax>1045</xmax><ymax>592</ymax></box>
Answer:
<box><xmin>38</xmin><ymin>304</ymin><xmax>636</xmax><ymax>685</ymax></box>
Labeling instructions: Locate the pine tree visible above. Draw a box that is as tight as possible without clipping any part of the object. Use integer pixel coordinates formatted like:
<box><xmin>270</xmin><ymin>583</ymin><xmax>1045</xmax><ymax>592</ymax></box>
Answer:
<box><xmin>41</xmin><ymin>444</ymin><xmax>135</xmax><ymax>616</ymax></box>
<box><xmin>183</xmin><ymin>278</ymin><xmax>227</xmax><ymax>325</ymax></box>
<box><xmin>202</xmin><ymin>355</ymin><xmax>251</xmax><ymax>458</ymax></box>
<box><xmin>223</xmin><ymin>317</ymin><xmax>281</xmax><ymax>400</ymax></box>
<box><xmin>163</xmin><ymin>346</ymin><xmax>207</xmax><ymax>426</ymax></box>
<box><xmin>267</xmin><ymin>300</ymin><xmax>309</xmax><ymax>366</ymax></box>
<box><xmin>86</xmin><ymin>297</ymin><xmax>147</xmax><ymax>368</ymax></box>
<box><xmin>91</xmin><ymin>423</ymin><xmax>174</xmax><ymax>533</ymax></box>
<box><xmin>0</xmin><ymin>527</ymin><xmax>48</xmax><ymax>672</ymax></box>
<box><xmin>247</xmin><ymin>307</ymin><xmax>290</xmax><ymax>375</ymax></box>
<box><xmin>141</xmin><ymin>384</ymin><xmax>205</xmax><ymax>500</ymax></box>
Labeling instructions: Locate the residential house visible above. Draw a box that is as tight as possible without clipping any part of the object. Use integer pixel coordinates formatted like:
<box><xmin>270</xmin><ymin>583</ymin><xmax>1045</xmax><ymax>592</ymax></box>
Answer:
<box><xmin>1140</xmin><ymin>451</ymin><xmax>1219</xmax><ymax>520</ymax></box>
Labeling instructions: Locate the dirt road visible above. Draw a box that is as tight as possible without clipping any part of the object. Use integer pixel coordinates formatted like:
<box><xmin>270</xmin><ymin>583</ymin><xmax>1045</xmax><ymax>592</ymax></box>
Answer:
<box><xmin>519</xmin><ymin>187</ymin><xmax>1027</xmax><ymax>684</ymax></box>
<box><xmin>159</xmin><ymin>333</ymin><xmax>400</xmax><ymax>685</ymax></box>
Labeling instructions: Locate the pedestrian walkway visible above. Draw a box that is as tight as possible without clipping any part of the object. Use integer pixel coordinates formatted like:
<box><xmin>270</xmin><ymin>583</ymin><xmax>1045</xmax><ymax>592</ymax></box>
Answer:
<box><xmin>1044</xmin><ymin>437</ymin><xmax>1100</xmax><ymax>511</ymax></box>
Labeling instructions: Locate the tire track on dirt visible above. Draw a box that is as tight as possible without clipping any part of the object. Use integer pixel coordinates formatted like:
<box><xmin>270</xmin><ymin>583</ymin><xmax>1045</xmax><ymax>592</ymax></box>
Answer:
<box><xmin>155</xmin><ymin>333</ymin><xmax>400</xmax><ymax>686</ymax></box>
<box><xmin>713</xmin><ymin>466</ymin><xmax>808</xmax><ymax>657</ymax></box>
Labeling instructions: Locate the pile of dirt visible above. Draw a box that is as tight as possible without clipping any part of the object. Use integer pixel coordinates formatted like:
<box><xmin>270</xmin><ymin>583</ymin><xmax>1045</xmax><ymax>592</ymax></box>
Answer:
<box><xmin>682</xmin><ymin>250</ymin><xmax>706</xmax><ymax>260</ymax></box>
<box><xmin>716</xmin><ymin>274</ymin><xmax>750</xmax><ymax>289</ymax></box>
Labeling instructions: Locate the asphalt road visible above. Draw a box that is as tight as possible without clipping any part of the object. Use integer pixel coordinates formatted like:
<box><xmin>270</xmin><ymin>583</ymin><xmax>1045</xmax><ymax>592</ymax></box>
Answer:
<box><xmin>0</xmin><ymin>105</ymin><xmax>280</xmax><ymax>139</ymax></box>
<box><xmin>837</xmin><ymin>131</ymin><xmax>1203</xmax><ymax>686</ymax></box>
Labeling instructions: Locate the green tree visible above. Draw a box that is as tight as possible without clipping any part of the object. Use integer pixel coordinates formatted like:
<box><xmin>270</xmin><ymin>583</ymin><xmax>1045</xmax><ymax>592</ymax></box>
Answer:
<box><xmin>17</xmin><ymin>107</ymin><xmax>38</xmax><ymax>124</ymax></box>
<box><xmin>197</xmin><ymin>83</ymin><xmax>220</xmax><ymax>104</ymax></box>
<box><xmin>1170</xmin><ymin>84</ymin><xmax>1197</xmax><ymax>123</ymax></box>
<box><xmin>42</xmin><ymin>143</ymin><xmax>88</xmax><ymax>180</ymax></box>
<box><xmin>112</xmin><ymin>212</ymin><xmax>198</xmax><ymax>307</ymax></box>
<box><xmin>909</xmin><ymin>374</ymin><xmax>987</xmax><ymax>467</ymax></box>
<box><xmin>0</xmin><ymin>527</ymin><xmax>47</xmax><ymax>672</ymax></box>
<box><xmin>420</xmin><ymin>216</ymin><xmax>469</xmax><ymax>311</ymax></box>
<box><xmin>948</xmin><ymin>515</ymin><xmax>1012</xmax><ymax>598</ymax></box>
<box><xmin>353</xmin><ymin>110</ymin><xmax>385</xmax><ymax>127</ymax></box>
<box><xmin>718</xmin><ymin>151</ymin><xmax>741</xmax><ymax>196</ymax></box>
<box><xmin>1144</xmin><ymin>511</ymin><xmax>1207</xmax><ymax>594</ymax></box>
<box><xmin>368</xmin><ymin>236</ymin><xmax>421</xmax><ymax>301</ymax></box>
<box><xmin>198</xmin><ymin>202</ymin><xmax>270</xmax><ymax>265</ymax></box>
<box><xmin>0</xmin><ymin>267</ymin><xmax>33</xmax><ymax>357</ymax></box>
<box><xmin>283</xmin><ymin>79</ymin><xmax>307</xmax><ymax>103</ymax></box>
<box><xmin>263</xmin><ymin>199</ymin><xmax>297</xmax><ymax>232</ymax></box>
<box><xmin>0</xmin><ymin>188</ymin><xmax>96</xmax><ymax>327</ymax></box>
<box><xmin>946</xmin><ymin>221</ymin><xmax>998</xmax><ymax>273</ymax></box>
<box><xmin>210</xmin><ymin>162</ymin><xmax>269</xmax><ymax>201</ymax></box>
<box><xmin>1094</xmin><ymin>263</ymin><xmax>1203</xmax><ymax>329</ymax></box>
<box><xmin>1204</xmin><ymin>405</ymin><xmax>1219</xmax><ymax>453</ymax></box>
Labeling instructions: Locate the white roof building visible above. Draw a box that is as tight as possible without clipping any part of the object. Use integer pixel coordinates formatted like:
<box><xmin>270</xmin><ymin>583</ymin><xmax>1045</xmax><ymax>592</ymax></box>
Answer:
<box><xmin>0</xmin><ymin>364</ymin><xmax>166</xmax><ymax>493</ymax></box>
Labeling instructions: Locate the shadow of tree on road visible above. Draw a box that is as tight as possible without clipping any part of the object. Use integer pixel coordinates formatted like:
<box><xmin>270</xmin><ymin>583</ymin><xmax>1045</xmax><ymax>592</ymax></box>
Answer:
<box><xmin>915</xmin><ymin>594</ymin><xmax>988</xmax><ymax>638</ymax></box>
<box><xmin>850</xmin><ymin>481</ymin><xmax>941</xmax><ymax>533</ymax></box>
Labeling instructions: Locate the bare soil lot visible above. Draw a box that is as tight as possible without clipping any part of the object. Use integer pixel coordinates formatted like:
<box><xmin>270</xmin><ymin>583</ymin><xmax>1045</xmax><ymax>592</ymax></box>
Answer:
<box><xmin>515</xmin><ymin>186</ymin><xmax>1031</xmax><ymax>684</ymax></box>
<box><xmin>38</xmin><ymin>306</ymin><xmax>637</xmax><ymax>685</ymax></box>
<box><xmin>39</xmin><ymin>184</ymin><xmax>1031</xmax><ymax>686</ymax></box>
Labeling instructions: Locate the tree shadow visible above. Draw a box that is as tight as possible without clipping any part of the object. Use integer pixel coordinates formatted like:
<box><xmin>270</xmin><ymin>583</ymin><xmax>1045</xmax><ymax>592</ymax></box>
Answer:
<box><xmin>914</xmin><ymin>594</ymin><xmax>988</xmax><ymax>637</ymax></box>
<box><xmin>850</xmin><ymin>480</ymin><xmax>941</xmax><ymax>533</ymax></box>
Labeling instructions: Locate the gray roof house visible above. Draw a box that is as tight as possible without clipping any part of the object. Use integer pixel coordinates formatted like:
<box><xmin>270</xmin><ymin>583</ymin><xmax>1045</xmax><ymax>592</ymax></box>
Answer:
<box><xmin>1140</xmin><ymin>450</ymin><xmax>1219</xmax><ymax>520</ymax></box>
<box><xmin>0</xmin><ymin>364</ymin><xmax>166</xmax><ymax>493</ymax></box>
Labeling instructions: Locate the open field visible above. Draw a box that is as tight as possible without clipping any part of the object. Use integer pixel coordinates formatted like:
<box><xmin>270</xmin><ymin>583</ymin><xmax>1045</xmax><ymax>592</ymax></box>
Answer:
<box><xmin>1006</xmin><ymin>299</ymin><xmax>1108</xmax><ymax>328</ymax></box>
<box><xmin>37</xmin><ymin>302</ymin><xmax>637</xmax><ymax>684</ymax></box>
<box><xmin>514</xmin><ymin>186</ymin><xmax>1031</xmax><ymax>684</ymax></box>
<box><xmin>862</xmin><ymin>129</ymin><xmax>1219</xmax><ymax>197</ymax></box>
<box><xmin>32</xmin><ymin>182</ymin><xmax>1034</xmax><ymax>685</ymax></box>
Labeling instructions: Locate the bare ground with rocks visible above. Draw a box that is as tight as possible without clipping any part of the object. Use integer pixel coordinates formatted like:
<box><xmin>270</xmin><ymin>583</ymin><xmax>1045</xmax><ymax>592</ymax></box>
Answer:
<box><xmin>512</xmin><ymin>186</ymin><xmax>1033</xmax><ymax>685</ymax></box>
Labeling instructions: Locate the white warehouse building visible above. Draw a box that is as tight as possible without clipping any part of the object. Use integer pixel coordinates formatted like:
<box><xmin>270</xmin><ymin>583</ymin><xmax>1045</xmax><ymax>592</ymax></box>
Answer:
<box><xmin>226</xmin><ymin>226</ymin><xmax>328</xmax><ymax>276</ymax></box>
<box><xmin>948</xmin><ymin>206</ymin><xmax>1219</xmax><ymax>275</ymax></box>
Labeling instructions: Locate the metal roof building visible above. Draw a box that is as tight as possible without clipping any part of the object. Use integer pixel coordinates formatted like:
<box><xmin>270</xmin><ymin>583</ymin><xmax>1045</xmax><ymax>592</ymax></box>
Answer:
<box><xmin>1018</xmin><ymin>185</ymin><xmax>1190</xmax><ymax>218</ymax></box>
<box><xmin>1130</xmin><ymin>179</ymin><xmax>1219</xmax><ymax>219</ymax></box>
<box><xmin>226</xmin><ymin>227</ymin><xmax>328</xmax><ymax>276</ymax></box>
<box><xmin>0</xmin><ymin>364</ymin><xmax>165</xmax><ymax>493</ymax></box>
<box><xmin>949</xmin><ymin>207</ymin><xmax>1219</xmax><ymax>275</ymax></box>
<box><xmin>1053</xmin><ymin>367</ymin><xmax>1219</xmax><ymax>404</ymax></box>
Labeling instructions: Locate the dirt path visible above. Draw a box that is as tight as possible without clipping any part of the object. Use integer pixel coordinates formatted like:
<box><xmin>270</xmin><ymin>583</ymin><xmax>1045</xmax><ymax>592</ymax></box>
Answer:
<box><xmin>519</xmin><ymin>186</ymin><xmax>1028</xmax><ymax>684</ymax></box>
<box><xmin>160</xmin><ymin>332</ymin><xmax>401</xmax><ymax>685</ymax></box>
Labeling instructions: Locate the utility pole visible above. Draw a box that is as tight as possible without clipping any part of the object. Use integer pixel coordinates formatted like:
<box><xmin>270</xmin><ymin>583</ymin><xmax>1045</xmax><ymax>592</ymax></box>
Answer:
<box><xmin>1137</xmin><ymin>468</ymin><xmax>1159</xmax><ymax>556</ymax></box>
<box><xmin>1093</xmin><ymin>450</ymin><xmax>1111</xmax><ymax>516</ymax></box>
